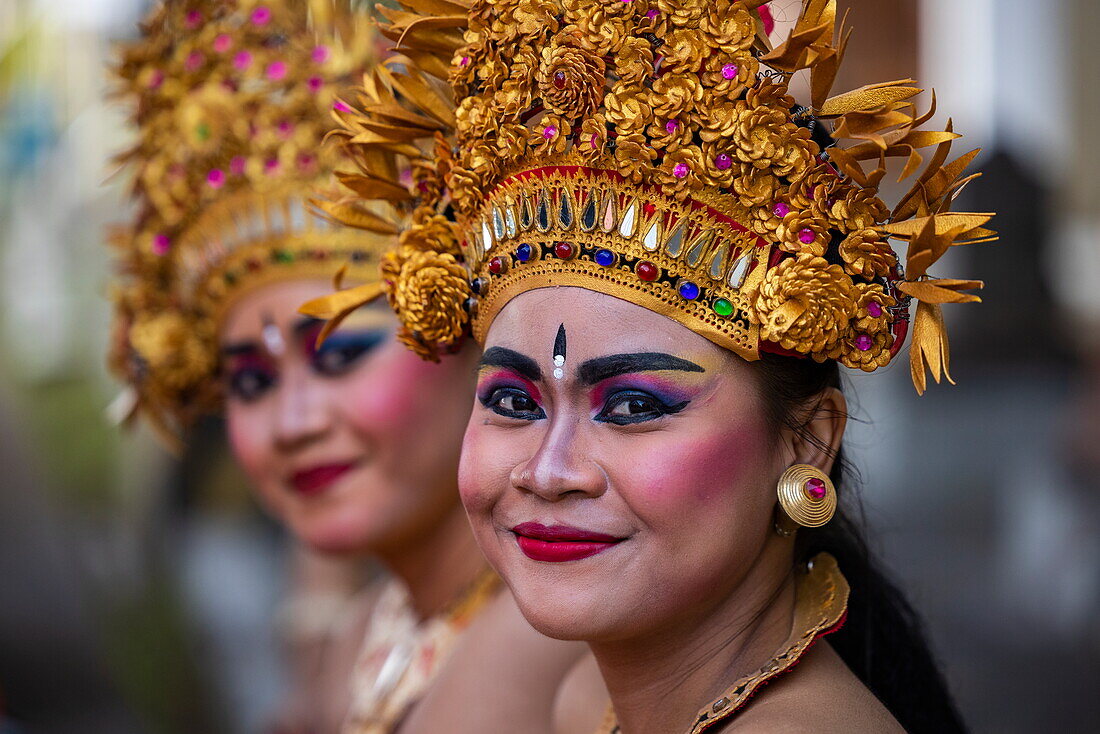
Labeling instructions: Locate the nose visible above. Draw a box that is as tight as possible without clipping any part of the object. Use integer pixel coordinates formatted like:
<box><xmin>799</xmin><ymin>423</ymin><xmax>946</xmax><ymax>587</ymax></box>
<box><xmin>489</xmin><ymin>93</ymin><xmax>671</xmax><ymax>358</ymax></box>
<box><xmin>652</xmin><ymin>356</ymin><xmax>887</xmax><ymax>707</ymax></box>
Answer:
<box><xmin>509</xmin><ymin>416</ymin><xmax>607</xmax><ymax>502</ymax></box>
<box><xmin>272</xmin><ymin>366</ymin><xmax>330</xmax><ymax>450</ymax></box>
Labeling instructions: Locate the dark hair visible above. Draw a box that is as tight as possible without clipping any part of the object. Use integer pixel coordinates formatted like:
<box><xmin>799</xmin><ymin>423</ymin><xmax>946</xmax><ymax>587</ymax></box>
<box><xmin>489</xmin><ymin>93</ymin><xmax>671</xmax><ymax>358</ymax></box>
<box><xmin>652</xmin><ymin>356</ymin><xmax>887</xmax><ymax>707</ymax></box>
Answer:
<box><xmin>750</xmin><ymin>352</ymin><xmax>967</xmax><ymax>734</ymax></box>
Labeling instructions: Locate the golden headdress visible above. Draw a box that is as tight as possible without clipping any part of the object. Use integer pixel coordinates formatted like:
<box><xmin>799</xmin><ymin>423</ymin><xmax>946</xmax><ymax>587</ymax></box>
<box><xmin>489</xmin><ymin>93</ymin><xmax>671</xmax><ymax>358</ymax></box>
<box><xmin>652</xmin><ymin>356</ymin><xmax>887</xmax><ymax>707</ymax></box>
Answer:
<box><xmin>307</xmin><ymin>0</ymin><xmax>995</xmax><ymax>392</ymax></box>
<box><xmin>108</xmin><ymin>0</ymin><xmax>385</xmax><ymax>434</ymax></box>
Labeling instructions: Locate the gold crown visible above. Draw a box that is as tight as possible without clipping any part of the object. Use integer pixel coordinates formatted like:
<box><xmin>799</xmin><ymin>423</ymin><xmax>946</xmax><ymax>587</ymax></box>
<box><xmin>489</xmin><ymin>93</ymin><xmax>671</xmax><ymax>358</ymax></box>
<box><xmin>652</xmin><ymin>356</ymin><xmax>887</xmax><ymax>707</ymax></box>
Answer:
<box><xmin>108</xmin><ymin>0</ymin><xmax>387</xmax><ymax>435</ymax></box>
<box><xmin>307</xmin><ymin>0</ymin><xmax>995</xmax><ymax>393</ymax></box>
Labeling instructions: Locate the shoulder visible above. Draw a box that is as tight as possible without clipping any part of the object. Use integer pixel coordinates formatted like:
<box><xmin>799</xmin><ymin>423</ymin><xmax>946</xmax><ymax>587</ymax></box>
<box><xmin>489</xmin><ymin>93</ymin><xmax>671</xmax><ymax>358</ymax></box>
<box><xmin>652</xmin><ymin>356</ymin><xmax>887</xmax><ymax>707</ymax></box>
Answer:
<box><xmin>723</xmin><ymin>642</ymin><xmax>903</xmax><ymax>734</ymax></box>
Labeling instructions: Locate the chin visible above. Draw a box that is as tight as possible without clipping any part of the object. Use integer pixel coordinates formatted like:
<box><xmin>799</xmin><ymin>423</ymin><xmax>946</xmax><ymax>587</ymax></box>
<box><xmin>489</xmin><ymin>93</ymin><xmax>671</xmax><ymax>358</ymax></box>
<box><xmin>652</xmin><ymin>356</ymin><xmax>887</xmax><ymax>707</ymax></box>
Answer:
<box><xmin>501</xmin><ymin>564</ymin><xmax>627</xmax><ymax>642</ymax></box>
<box><xmin>284</xmin><ymin>504</ymin><xmax>382</xmax><ymax>556</ymax></box>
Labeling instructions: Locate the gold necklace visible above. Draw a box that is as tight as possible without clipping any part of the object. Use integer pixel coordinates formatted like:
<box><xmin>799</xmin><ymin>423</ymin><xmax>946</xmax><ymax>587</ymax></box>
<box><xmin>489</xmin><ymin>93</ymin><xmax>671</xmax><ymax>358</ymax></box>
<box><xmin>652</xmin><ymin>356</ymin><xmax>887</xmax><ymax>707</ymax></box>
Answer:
<box><xmin>595</xmin><ymin>554</ymin><xmax>848</xmax><ymax>734</ymax></box>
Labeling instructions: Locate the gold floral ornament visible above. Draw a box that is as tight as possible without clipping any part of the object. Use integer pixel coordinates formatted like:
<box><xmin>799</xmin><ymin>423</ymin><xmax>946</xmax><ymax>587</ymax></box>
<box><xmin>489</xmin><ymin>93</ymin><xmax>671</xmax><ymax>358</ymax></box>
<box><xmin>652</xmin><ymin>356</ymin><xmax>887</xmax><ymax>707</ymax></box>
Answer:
<box><xmin>313</xmin><ymin>0</ymin><xmax>996</xmax><ymax>395</ymax></box>
<box><xmin>537</xmin><ymin>39</ymin><xmax>607</xmax><ymax>119</ymax></box>
<box><xmin>106</xmin><ymin>0</ymin><xmax>382</xmax><ymax>440</ymax></box>
<box><xmin>752</xmin><ymin>255</ymin><xmax>857</xmax><ymax>356</ymax></box>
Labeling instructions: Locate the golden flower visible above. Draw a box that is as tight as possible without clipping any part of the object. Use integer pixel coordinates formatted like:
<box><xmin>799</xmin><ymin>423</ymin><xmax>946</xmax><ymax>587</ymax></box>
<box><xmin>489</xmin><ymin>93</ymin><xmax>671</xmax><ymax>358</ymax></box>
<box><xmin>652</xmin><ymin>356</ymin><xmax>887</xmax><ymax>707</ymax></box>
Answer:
<box><xmin>835</xmin><ymin>331</ymin><xmax>894</xmax><ymax>372</ymax></box>
<box><xmin>447</xmin><ymin>164</ymin><xmax>485</xmax><ymax>219</ymax></box>
<box><xmin>732</xmin><ymin>164</ymin><xmax>779</xmax><ymax>208</ymax></box>
<box><xmin>579</xmin><ymin>114</ymin><xmax>611</xmax><ymax>158</ymax></box>
<box><xmin>699</xmin><ymin>140</ymin><xmax>736</xmax><ymax>188</ymax></box>
<box><xmin>699</xmin><ymin>100</ymin><xmax>742</xmax><ymax>142</ymax></box>
<box><xmin>455</xmin><ymin>95</ymin><xmax>493</xmax><ymax>139</ymax></box>
<box><xmin>852</xmin><ymin>282</ymin><xmax>897</xmax><ymax>335</ymax></box>
<box><xmin>128</xmin><ymin>311</ymin><xmax>214</xmax><ymax>392</ymax></box>
<box><xmin>731</xmin><ymin>101</ymin><xmax>815</xmax><ymax>179</ymax></box>
<box><xmin>615</xmin><ymin>37</ymin><xmax>655</xmax><ymax>86</ymax></box>
<box><xmin>612</xmin><ymin>135</ymin><xmax>657</xmax><ymax>184</ymax></box>
<box><xmin>649</xmin><ymin>116</ymin><xmax>694</xmax><ymax>153</ymax></box>
<box><xmin>528</xmin><ymin>114</ymin><xmax>573</xmax><ymax>155</ymax></box>
<box><xmin>825</xmin><ymin>187</ymin><xmax>889</xmax><ymax>232</ymax></box>
<box><xmin>700</xmin><ymin>53</ymin><xmax>758</xmax><ymax>100</ymax></box>
<box><xmin>538</xmin><ymin>41</ymin><xmax>607</xmax><ymax>119</ymax></box>
<box><xmin>656</xmin><ymin>0</ymin><xmax>704</xmax><ymax>28</ymax></box>
<box><xmin>509</xmin><ymin>0</ymin><xmax>562</xmax><ymax>38</ymax></box>
<box><xmin>654</xmin><ymin>145</ymin><xmax>705</xmax><ymax>194</ymax></box>
<box><xmin>403</xmin><ymin>211</ymin><xmax>462</xmax><ymax>256</ymax></box>
<box><xmin>662</xmin><ymin>29</ymin><xmax>710</xmax><ymax>73</ymax></box>
<box><xmin>604</xmin><ymin>84</ymin><xmax>653</xmax><ymax>138</ymax></box>
<box><xmin>496</xmin><ymin>122</ymin><xmax>531</xmax><ymax>160</ymax></box>
<box><xmin>563</xmin><ymin>0</ymin><xmax>639</xmax><ymax>21</ymax></box>
<box><xmin>751</xmin><ymin>254</ymin><xmax>857</xmax><ymax>354</ymax></box>
<box><xmin>476</xmin><ymin>51</ymin><xmax>510</xmax><ymax>91</ymax></box>
<box><xmin>701</xmin><ymin>3</ymin><xmax>755</xmax><ymax>54</ymax></box>
<box><xmin>839</xmin><ymin>229</ymin><xmax>896</xmax><ymax>279</ymax></box>
<box><xmin>496</xmin><ymin>76</ymin><xmax>534</xmax><ymax>116</ymax></box>
<box><xmin>393</xmin><ymin>249</ymin><xmax>471</xmax><ymax>361</ymax></box>
<box><xmin>560</xmin><ymin>12</ymin><xmax>631</xmax><ymax>55</ymax></box>
<box><xmin>787</xmin><ymin>166</ymin><xmax>843</xmax><ymax>213</ymax></box>
<box><xmin>651</xmin><ymin>74</ymin><xmax>704</xmax><ymax>120</ymax></box>
<box><xmin>775</xmin><ymin>211</ymin><xmax>830</xmax><ymax>256</ymax></box>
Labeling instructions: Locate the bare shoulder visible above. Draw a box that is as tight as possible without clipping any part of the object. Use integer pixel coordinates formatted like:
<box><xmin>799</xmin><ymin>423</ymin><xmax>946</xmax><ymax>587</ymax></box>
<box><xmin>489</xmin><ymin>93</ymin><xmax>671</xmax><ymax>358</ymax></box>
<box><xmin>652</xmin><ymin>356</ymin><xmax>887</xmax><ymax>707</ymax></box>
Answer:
<box><xmin>724</xmin><ymin>642</ymin><xmax>903</xmax><ymax>734</ymax></box>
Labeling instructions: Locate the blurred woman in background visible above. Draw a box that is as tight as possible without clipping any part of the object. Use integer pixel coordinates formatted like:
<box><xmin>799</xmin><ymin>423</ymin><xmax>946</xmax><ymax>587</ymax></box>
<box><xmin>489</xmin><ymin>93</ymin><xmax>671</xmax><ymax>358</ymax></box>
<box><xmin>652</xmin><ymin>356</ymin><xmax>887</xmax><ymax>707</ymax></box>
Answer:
<box><xmin>106</xmin><ymin>2</ymin><xmax>590</xmax><ymax>732</ymax></box>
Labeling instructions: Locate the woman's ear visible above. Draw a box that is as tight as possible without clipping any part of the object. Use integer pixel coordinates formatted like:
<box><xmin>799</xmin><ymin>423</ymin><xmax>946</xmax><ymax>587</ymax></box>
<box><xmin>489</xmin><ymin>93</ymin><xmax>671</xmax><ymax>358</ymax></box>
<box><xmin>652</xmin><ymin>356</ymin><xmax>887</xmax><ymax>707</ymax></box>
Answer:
<box><xmin>776</xmin><ymin>387</ymin><xmax>847</xmax><ymax>474</ymax></box>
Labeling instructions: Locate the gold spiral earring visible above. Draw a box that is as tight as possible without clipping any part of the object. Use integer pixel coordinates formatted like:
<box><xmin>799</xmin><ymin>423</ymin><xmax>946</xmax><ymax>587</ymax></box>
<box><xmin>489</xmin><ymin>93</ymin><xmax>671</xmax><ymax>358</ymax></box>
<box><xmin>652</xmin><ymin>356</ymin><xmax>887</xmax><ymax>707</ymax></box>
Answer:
<box><xmin>775</xmin><ymin>464</ymin><xmax>837</xmax><ymax>532</ymax></box>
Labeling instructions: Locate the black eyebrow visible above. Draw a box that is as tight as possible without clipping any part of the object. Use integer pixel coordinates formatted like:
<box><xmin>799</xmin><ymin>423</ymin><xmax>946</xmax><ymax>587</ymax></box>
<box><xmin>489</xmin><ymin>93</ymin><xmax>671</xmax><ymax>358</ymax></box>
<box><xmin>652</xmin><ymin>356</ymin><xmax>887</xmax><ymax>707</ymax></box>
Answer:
<box><xmin>480</xmin><ymin>346</ymin><xmax>543</xmax><ymax>381</ymax></box>
<box><xmin>577</xmin><ymin>353</ymin><xmax>705</xmax><ymax>385</ymax></box>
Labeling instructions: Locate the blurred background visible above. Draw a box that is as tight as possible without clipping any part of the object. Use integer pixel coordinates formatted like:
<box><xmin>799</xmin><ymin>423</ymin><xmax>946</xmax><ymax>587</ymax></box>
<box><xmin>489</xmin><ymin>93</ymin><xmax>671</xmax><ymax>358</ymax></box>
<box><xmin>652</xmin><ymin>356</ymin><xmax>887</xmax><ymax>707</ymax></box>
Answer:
<box><xmin>0</xmin><ymin>0</ymin><xmax>1097</xmax><ymax>732</ymax></box>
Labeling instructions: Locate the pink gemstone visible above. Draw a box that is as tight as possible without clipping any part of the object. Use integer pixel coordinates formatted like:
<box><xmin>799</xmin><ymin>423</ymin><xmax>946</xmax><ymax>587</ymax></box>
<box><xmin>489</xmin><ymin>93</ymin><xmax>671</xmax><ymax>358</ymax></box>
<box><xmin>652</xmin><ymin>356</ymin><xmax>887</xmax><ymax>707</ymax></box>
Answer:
<box><xmin>867</xmin><ymin>301</ymin><xmax>883</xmax><ymax>318</ymax></box>
<box><xmin>298</xmin><ymin>154</ymin><xmax>315</xmax><ymax>170</ymax></box>
<box><xmin>251</xmin><ymin>6</ymin><xmax>272</xmax><ymax>25</ymax></box>
<box><xmin>264</xmin><ymin>158</ymin><xmax>280</xmax><ymax>173</ymax></box>
<box><xmin>722</xmin><ymin>64</ymin><xmax>739</xmax><ymax>80</ymax></box>
<box><xmin>207</xmin><ymin>169</ymin><xmax>225</xmax><ymax>188</ymax></box>
<box><xmin>333</xmin><ymin>100</ymin><xmax>351</xmax><ymax>112</ymax></box>
<box><xmin>855</xmin><ymin>335</ymin><xmax>873</xmax><ymax>352</ymax></box>
<box><xmin>805</xmin><ymin>477</ymin><xmax>827</xmax><ymax>500</ymax></box>
<box><xmin>673</xmin><ymin>163</ymin><xmax>689</xmax><ymax>178</ymax></box>
<box><xmin>152</xmin><ymin>233</ymin><xmax>171</xmax><ymax>256</ymax></box>
<box><xmin>589</xmin><ymin>133</ymin><xmax>600</xmax><ymax>149</ymax></box>
<box><xmin>185</xmin><ymin>10</ymin><xmax>202</xmax><ymax>28</ymax></box>
<box><xmin>543</xmin><ymin>124</ymin><xmax>558</xmax><ymax>139</ymax></box>
<box><xmin>665</xmin><ymin>119</ymin><xmax>679</xmax><ymax>134</ymax></box>
<box><xmin>460</xmin><ymin>56</ymin><xmax>470</xmax><ymax>66</ymax></box>
<box><xmin>773</xmin><ymin>202</ymin><xmax>791</xmax><ymax>218</ymax></box>
<box><xmin>312</xmin><ymin>46</ymin><xmax>330</xmax><ymax>64</ymax></box>
<box><xmin>213</xmin><ymin>34</ymin><xmax>233</xmax><ymax>53</ymax></box>
<box><xmin>185</xmin><ymin>51</ymin><xmax>204</xmax><ymax>71</ymax></box>
<box><xmin>266</xmin><ymin>61</ymin><xmax>287</xmax><ymax>80</ymax></box>
<box><xmin>646</xmin><ymin>9</ymin><xmax>659</xmax><ymax>18</ymax></box>
<box><xmin>799</xmin><ymin>228</ymin><xmax>816</xmax><ymax>244</ymax></box>
<box><xmin>715</xmin><ymin>153</ymin><xmax>732</xmax><ymax>170</ymax></box>
<box><xmin>233</xmin><ymin>51</ymin><xmax>252</xmax><ymax>70</ymax></box>
<box><xmin>147</xmin><ymin>69</ymin><xmax>164</xmax><ymax>89</ymax></box>
<box><xmin>307</xmin><ymin>76</ymin><xmax>323</xmax><ymax>92</ymax></box>
<box><xmin>230</xmin><ymin>156</ymin><xmax>246</xmax><ymax>175</ymax></box>
<box><xmin>277</xmin><ymin>120</ymin><xmax>293</xmax><ymax>137</ymax></box>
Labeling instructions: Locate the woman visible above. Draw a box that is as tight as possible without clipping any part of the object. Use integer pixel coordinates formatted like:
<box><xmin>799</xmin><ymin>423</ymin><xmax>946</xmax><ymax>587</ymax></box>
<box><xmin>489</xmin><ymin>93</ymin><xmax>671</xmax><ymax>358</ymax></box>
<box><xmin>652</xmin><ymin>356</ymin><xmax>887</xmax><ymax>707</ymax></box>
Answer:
<box><xmin>107</xmin><ymin>2</ymin><xmax>590</xmax><ymax>732</ymax></box>
<box><xmin>314</xmin><ymin>0</ymin><xmax>993</xmax><ymax>730</ymax></box>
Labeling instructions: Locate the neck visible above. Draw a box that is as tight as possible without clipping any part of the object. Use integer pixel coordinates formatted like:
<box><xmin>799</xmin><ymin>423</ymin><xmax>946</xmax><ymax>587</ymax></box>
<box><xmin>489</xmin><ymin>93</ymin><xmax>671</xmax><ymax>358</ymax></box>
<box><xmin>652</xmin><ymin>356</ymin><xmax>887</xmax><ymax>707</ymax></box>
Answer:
<box><xmin>377</xmin><ymin>502</ymin><xmax>487</xmax><ymax>621</ymax></box>
<box><xmin>593</xmin><ymin>540</ymin><xmax>797</xmax><ymax>734</ymax></box>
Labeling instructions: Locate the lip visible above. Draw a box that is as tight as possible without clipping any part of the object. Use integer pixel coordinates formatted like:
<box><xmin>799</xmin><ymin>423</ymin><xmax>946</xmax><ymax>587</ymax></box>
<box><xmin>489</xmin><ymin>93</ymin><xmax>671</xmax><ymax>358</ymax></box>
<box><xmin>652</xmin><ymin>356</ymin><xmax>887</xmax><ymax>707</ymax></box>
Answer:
<box><xmin>511</xmin><ymin>522</ymin><xmax>625</xmax><ymax>563</ymax></box>
<box><xmin>289</xmin><ymin>462</ymin><xmax>356</xmax><ymax>496</ymax></box>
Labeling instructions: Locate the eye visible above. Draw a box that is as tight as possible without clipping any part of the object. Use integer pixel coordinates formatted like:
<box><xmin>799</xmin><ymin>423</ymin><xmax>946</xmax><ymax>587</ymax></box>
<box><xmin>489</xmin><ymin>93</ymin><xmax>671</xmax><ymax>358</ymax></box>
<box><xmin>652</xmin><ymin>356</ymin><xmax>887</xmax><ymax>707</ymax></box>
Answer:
<box><xmin>226</xmin><ymin>366</ymin><xmax>277</xmax><ymax>403</ymax></box>
<box><xmin>311</xmin><ymin>331</ymin><xmax>386</xmax><ymax>377</ymax></box>
<box><xmin>595</xmin><ymin>390</ymin><xmax>687</xmax><ymax>426</ymax></box>
<box><xmin>481</xmin><ymin>386</ymin><xmax>546</xmax><ymax>421</ymax></box>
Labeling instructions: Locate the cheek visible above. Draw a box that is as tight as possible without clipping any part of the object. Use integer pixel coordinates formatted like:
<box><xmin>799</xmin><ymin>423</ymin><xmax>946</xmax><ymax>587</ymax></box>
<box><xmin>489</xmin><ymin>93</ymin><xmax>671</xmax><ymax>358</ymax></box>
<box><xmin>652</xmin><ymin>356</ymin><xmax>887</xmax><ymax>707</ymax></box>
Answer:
<box><xmin>342</xmin><ymin>344</ymin><xmax>466</xmax><ymax>438</ymax></box>
<box><xmin>225</xmin><ymin>403</ymin><xmax>269</xmax><ymax>481</ymax></box>
<box><xmin>619</xmin><ymin>419</ymin><xmax>774</xmax><ymax>529</ymax></box>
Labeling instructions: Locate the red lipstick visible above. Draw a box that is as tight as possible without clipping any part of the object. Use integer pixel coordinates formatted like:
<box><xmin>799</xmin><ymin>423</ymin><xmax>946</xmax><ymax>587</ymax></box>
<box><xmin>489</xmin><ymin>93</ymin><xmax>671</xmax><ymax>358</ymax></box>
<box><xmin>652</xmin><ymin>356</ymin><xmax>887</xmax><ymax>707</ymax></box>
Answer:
<box><xmin>290</xmin><ymin>463</ymin><xmax>355</xmax><ymax>496</ymax></box>
<box><xmin>511</xmin><ymin>522</ymin><xmax>624</xmax><ymax>562</ymax></box>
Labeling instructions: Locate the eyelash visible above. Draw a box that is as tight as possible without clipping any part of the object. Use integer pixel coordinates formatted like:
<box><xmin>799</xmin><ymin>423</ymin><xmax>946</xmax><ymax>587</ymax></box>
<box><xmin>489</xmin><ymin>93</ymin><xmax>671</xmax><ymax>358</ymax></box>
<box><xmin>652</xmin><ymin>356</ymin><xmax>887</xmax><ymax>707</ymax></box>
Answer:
<box><xmin>480</xmin><ymin>385</ymin><xmax>546</xmax><ymax>421</ymax></box>
<box><xmin>226</xmin><ymin>365</ymin><xmax>277</xmax><ymax>403</ymax></box>
<box><xmin>594</xmin><ymin>389</ymin><xmax>689</xmax><ymax>426</ymax></box>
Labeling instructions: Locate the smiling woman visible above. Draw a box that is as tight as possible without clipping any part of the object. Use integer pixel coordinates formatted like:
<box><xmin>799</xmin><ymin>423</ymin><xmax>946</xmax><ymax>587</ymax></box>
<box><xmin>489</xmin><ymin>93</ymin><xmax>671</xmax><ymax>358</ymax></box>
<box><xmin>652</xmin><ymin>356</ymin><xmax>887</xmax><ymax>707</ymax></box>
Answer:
<box><xmin>313</xmin><ymin>0</ymin><xmax>995</xmax><ymax>731</ymax></box>
<box><xmin>103</xmin><ymin>2</ymin><xmax>592</xmax><ymax>733</ymax></box>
